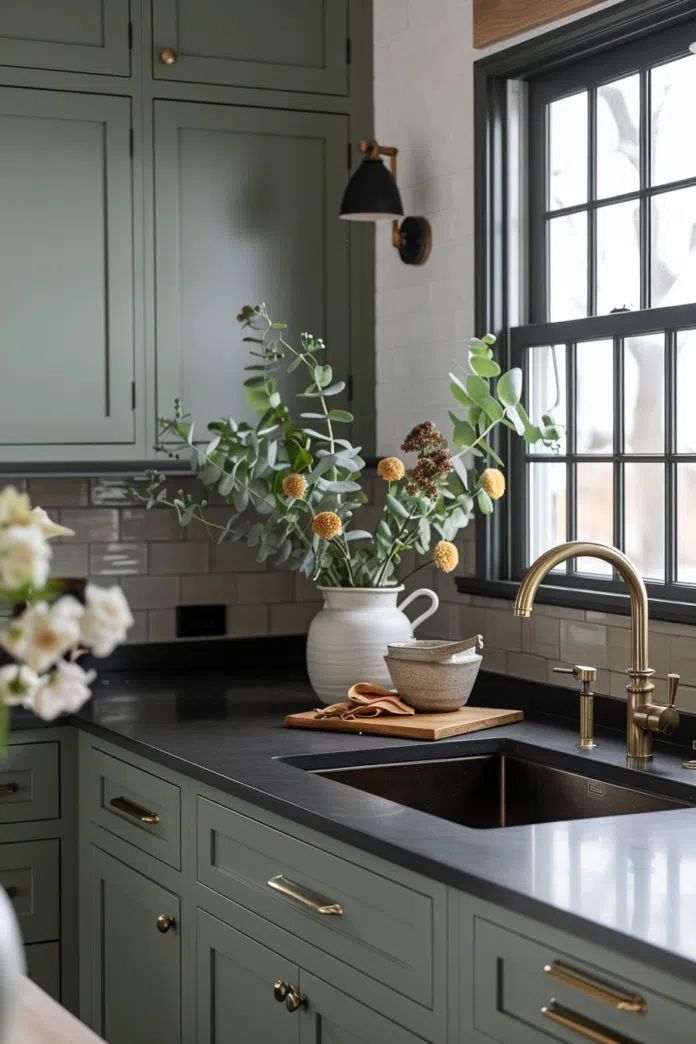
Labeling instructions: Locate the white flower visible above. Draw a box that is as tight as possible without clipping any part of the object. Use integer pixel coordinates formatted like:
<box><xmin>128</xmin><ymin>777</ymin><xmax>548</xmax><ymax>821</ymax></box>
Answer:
<box><xmin>0</xmin><ymin>524</ymin><xmax>51</xmax><ymax>590</ymax></box>
<box><xmin>0</xmin><ymin>664</ymin><xmax>44</xmax><ymax>706</ymax></box>
<box><xmin>0</xmin><ymin>596</ymin><xmax>84</xmax><ymax>674</ymax></box>
<box><xmin>27</xmin><ymin>660</ymin><xmax>95</xmax><ymax>721</ymax></box>
<box><xmin>0</xmin><ymin>486</ymin><xmax>33</xmax><ymax>527</ymax></box>
<box><xmin>29</xmin><ymin>506</ymin><xmax>75</xmax><ymax>540</ymax></box>
<box><xmin>81</xmin><ymin>584</ymin><xmax>133</xmax><ymax>657</ymax></box>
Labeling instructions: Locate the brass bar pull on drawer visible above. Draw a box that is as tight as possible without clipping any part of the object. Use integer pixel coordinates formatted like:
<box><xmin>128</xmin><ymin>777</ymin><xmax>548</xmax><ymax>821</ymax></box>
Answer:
<box><xmin>544</xmin><ymin>961</ymin><xmax>646</xmax><ymax>1013</ymax></box>
<box><xmin>267</xmin><ymin>875</ymin><xmax>343</xmax><ymax>916</ymax></box>
<box><xmin>542</xmin><ymin>1001</ymin><xmax>632</xmax><ymax>1043</ymax></box>
<box><xmin>109</xmin><ymin>796</ymin><xmax>160</xmax><ymax>824</ymax></box>
<box><xmin>0</xmin><ymin>783</ymin><xmax>18</xmax><ymax>795</ymax></box>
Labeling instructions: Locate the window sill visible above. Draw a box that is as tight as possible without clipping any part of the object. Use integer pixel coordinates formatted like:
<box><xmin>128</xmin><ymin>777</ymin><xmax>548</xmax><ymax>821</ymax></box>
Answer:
<box><xmin>455</xmin><ymin>576</ymin><xmax>696</xmax><ymax>626</ymax></box>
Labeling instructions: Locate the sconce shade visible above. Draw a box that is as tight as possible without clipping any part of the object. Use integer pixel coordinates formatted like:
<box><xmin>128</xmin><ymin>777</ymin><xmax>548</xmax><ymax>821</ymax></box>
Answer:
<box><xmin>339</xmin><ymin>159</ymin><xmax>404</xmax><ymax>221</ymax></box>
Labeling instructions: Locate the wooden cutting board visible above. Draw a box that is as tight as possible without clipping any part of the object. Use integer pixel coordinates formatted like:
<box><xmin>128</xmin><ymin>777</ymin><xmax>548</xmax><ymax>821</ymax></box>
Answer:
<box><xmin>285</xmin><ymin>705</ymin><xmax>523</xmax><ymax>741</ymax></box>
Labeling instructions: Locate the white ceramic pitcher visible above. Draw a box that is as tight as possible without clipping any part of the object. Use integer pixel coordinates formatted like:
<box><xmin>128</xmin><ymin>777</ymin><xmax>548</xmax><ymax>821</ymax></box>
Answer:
<box><xmin>306</xmin><ymin>585</ymin><xmax>439</xmax><ymax>704</ymax></box>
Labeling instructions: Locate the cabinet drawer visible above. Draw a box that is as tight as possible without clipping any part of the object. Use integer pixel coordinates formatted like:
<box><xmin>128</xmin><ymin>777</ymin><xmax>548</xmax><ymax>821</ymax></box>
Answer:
<box><xmin>86</xmin><ymin>746</ymin><xmax>181</xmax><ymax>869</ymax></box>
<box><xmin>0</xmin><ymin>742</ymin><xmax>59</xmax><ymax>824</ymax></box>
<box><xmin>25</xmin><ymin>941</ymin><xmax>60</xmax><ymax>1001</ymax></box>
<box><xmin>475</xmin><ymin>916</ymin><xmax>696</xmax><ymax>1044</ymax></box>
<box><xmin>197</xmin><ymin>797</ymin><xmax>436</xmax><ymax>1010</ymax></box>
<box><xmin>0</xmin><ymin>840</ymin><xmax>59</xmax><ymax>943</ymax></box>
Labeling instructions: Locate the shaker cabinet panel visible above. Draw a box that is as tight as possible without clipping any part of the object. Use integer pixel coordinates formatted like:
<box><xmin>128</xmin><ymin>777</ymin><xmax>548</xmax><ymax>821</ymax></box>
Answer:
<box><xmin>88</xmin><ymin>846</ymin><xmax>181</xmax><ymax>1044</ymax></box>
<box><xmin>298</xmin><ymin>972</ymin><xmax>426</xmax><ymax>1044</ymax></box>
<box><xmin>153</xmin><ymin>101</ymin><xmax>350</xmax><ymax>432</ymax></box>
<box><xmin>197</xmin><ymin>908</ymin><xmax>299</xmax><ymax>1044</ymax></box>
<box><xmin>0</xmin><ymin>88</ymin><xmax>135</xmax><ymax>449</ymax></box>
<box><xmin>0</xmin><ymin>1</ymin><xmax>130</xmax><ymax>75</ymax></box>
<box><xmin>153</xmin><ymin>0</ymin><xmax>348</xmax><ymax>95</ymax></box>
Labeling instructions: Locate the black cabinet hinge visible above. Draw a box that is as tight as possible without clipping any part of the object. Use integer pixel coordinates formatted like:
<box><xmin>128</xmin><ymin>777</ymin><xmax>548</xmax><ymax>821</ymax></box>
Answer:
<box><xmin>129</xmin><ymin>127</ymin><xmax>134</xmax><ymax>156</ymax></box>
<box><xmin>347</xmin><ymin>374</ymin><xmax>354</xmax><ymax>401</ymax></box>
<box><xmin>131</xmin><ymin>381</ymin><xmax>136</xmax><ymax>410</ymax></box>
<box><xmin>346</xmin><ymin>37</ymin><xmax>351</xmax><ymax>65</ymax></box>
<box><xmin>347</xmin><ymin>140</ymin><xmax>352</xmax><ymax>170</ymax></box>
<box><xmin>128</xmin><ymin>21</ymin><xmax>133</xmax><ymax>50</ymax></box>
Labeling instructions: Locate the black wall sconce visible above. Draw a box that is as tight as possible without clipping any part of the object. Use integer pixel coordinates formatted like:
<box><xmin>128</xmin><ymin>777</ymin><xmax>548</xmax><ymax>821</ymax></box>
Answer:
<box><xmin>339</xmin><ymin>139</ymin><xmax>432</xmax><ymax>265</ymax></box>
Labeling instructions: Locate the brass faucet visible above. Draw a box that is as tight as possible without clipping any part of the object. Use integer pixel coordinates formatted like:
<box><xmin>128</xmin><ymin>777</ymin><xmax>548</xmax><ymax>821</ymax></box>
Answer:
<box><xmin>513</xmin><ymin>541</ymin><xmax>680</xmax><ymax>763</ymax></box>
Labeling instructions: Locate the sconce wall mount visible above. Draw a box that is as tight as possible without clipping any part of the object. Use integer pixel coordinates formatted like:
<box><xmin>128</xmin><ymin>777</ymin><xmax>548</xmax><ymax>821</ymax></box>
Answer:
<box><xmin>339</xmin><ymin>139</ymin><xmax>432</xmax><ymax>266</ymax></box>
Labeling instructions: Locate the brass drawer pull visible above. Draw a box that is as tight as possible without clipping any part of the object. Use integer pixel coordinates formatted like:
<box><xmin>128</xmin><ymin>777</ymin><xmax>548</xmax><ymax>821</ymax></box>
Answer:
<box><xmin>109</xmin><ymin>796</ymin><xmax>160</xmax><ymax>824</ymax></box>
<box><xmin>544</xmin><ymin>961</ymin><xmax>646</xmax><ymax>1013</ymax></box>
<box><xmin>156</xmin><ymin>914</ymin><xmax>175</xmax><ymax>934</ymax></box>
<box><xmin>0</xmin><ymin>783</ymin><xmax>18</xmax><ymax>796</ymax></box>
<box><xmin>267</xmin><ymin>874</ymin><xmax>343</xmax><ymax>916</ymax></box>
<box><xmin>542</xmin><ymin>1001</ymin><xmax>632</xmax><ymax>1043</ymax></box>
<box><xmin>159</xmin><ymin>47</ymin><xmax>177</xmax><ymax>65</ymax></box>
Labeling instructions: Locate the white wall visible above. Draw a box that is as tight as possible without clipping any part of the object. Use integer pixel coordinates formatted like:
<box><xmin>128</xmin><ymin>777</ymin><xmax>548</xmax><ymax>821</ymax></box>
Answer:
<box><xmin>371</xmin><ymin>0</ymin><xmax>696</xmax><ymax>714</ymax></box>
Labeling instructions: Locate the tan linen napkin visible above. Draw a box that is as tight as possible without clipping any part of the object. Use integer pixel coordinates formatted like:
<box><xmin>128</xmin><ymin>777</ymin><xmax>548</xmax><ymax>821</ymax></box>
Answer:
<box><xmin>315</xmin><ymin>682</ymin><xmax>415</xmax><ymax>721</ymax></box>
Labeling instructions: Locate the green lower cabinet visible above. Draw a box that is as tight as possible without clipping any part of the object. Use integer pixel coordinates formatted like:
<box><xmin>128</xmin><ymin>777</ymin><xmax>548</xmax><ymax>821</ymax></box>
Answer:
<box><xmin>87</xmin><ymin>846</ymin><xmax>181</xmax><ymax>1044</ymax></box>
<box><xmin>196</xmin><ymin>908</ymin><xmax>427</xmax><ymax>1044</ymax></box>
<box><xmin>24</xmin><ymin>941</ymin><xmax>60</xmax><ymax>1000</ymax></box>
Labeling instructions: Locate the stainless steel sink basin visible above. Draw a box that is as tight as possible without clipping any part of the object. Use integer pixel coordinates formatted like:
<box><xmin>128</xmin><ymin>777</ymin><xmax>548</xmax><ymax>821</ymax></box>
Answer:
<box><xmin>316</xmin><ymin>755</ymin><xmax>692</xmax><ymax>829</ymax></box>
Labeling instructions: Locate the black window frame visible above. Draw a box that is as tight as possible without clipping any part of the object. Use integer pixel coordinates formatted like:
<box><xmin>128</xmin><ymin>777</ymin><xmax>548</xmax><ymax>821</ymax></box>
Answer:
<box><xmin>458</xmin><ymin>0</ymin><xmax>696</xmax><ymax>624</ymax></box>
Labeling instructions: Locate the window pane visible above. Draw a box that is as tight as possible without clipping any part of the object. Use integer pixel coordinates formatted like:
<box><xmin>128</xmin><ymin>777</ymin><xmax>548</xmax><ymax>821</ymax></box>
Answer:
<box><xmin>651</xmin><ymin>186</ymin><xmax>696</xmax><ymax>307</ymax></box>
<box><xmin>576</xmin><ymin>462</ymin><xmax>614</xmax><ymax>575</ymax></box>
<box><xmin>529</xmin><ymin>463</ymin><xmax>566</xmax><ymax>567</ymax></box>
<box><xmin>597</xmin><ymin>74</ymin><xmax>640</xmax><ymax>199</ymax></box>
<box><xmin>624</xmin><ymin>463</ymin><xmax>664</xmax><ymax>580</ymax></box>
<box><xmin>678</xmin><ymin>463</ymin><xmax>696</xmax><ymax>583</ymax></box>
<box><xmin>677</xmin><ymin>329</ymin><xmax>696</xmax><ymax>452</ymax></box>
<box><xmin>527</xmin><ymin>344</ymin><xmax>567</xmax><ymax>455</ymax></box>
<box><xmin>651</xmin><ymin>55</ymin><xmax>696</xmax><ymax>186</ymax></box>
<box><xmin>576</xmin><ymin>339</ymin><xmax>613</xmax><ymax>453</ymax></box>
<box><xmin>549</xmin><ymin>212</ymin><xmax>588</xmax><ymax>321</ymax></box>
<box><xmin>624</xmin><ymin>334</ymin><xmax>664</xmax><ymax>453</ymax></box>
<box><xmin>548</xmin><ymin>91</ymin><xmax>588</xmax><ymax>210</ymax></box>
<box><xmin>596</xmin><ymin>200</ymin><xmax>640</xmax><ymax>315</ymax></box>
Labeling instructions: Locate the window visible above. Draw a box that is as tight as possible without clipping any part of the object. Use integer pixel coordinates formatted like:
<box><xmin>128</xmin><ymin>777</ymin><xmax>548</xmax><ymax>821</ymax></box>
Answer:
<box><xmin>471</xmin><ymin>2</ymin><xmax>696</xmax><ymax>617</ymax></box>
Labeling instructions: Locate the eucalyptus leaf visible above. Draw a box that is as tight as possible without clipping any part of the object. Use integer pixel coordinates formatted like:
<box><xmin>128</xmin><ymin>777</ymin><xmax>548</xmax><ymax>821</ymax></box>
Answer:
<box><xmin>477</xmin><ymin>489</ymin><xmax>494</xmax><ymax>515</ymax></box>
<box><xmin>386</xmin><ymin>493</ymin><xmax>410</xmax><ymax>519</ymax></box>
<box><xmin>470</xmin><ymin>355</ymin><xmax>501</xmax><ymax>378</ymax></box>
<box><xmin>497</xmin><ymin>367</ymin><xmax>523</xmax><ymax>408</ymax></box>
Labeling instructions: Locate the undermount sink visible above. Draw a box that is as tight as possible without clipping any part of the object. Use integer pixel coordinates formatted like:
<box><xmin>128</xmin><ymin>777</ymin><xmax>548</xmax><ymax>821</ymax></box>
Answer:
<box><xmin>315</xmin><ymin>754</ymin><xmax>693</xmax><ymax>829</ymax></box>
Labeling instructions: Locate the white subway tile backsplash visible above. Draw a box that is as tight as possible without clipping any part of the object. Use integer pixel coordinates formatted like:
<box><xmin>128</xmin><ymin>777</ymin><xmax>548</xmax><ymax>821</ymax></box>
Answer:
<box><xmin>61</xmin><ymin>508</ymin><xmax>119</xmax><ymax>542</ymax></box>
<box><xmin>121</xmin><ymin>508</ymin><xmax>182</xmax><ymax>541</ymax></box>
<box><xmin>90</xmin><ymin>543</ymin><xmax>148</xmax><ymax>577</ymax></box>
<box><xmin>237</xmin><ymin>573</ymin><xmax>293</xmax><ymax>605</ymax></box>
<box><xmin>120</xmin><ymin>576</ymin><xmax>179</xmax><ymax>611</ymax></box>
<box><xmin>51</xmin><ymin>541</ymin><xmax>89</xmax><ymax>578</ymax></box>
<box><xmin>29</xmin><ymin>478</ymin><xmax>89</xmax><ymax>507</ymax></box>
<box><xmin>508</xmin><ymin>651</ymin><xmax>547</xmax><ymax>683</ymax></box>
<box><xmin>521</xmin><ymin>614</ymin><xmax>560</xmax><ymax>661</ymax></box>
<box><xmin>226</xmin><ymin>605</ymin><xmax>269</xmax><ymax>638</ymax></box>
<box><xmin>211</xmin><ymin>541</ymin><xmax>265</xmax><ymax>573</ymax></box>
<box><xmin>270</xmin><ymin>601</ymin><xmax>321</xmax><ymax>635</ymax></box>
<box><xmin>180</xmin><ymin>574</ymin><xmax>236</xmax><ymax>605</ymax></box>
<box><xmin>560</xmin><ymin>620</ymin><xmax>608</xmax><ymax>669</ymax></box>
<box><xmin>148</xmin><ymin>609</ymin><xmax>177</xmax><ymax>642</ymax></box>
<box><xmin>150</xmin><ymin>541</ymin><xmax>209</xmax><ymax>576</ymax></box>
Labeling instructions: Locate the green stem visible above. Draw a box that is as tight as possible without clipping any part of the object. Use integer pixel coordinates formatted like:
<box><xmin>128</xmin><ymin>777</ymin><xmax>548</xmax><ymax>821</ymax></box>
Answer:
<box><xmin>375</xmin><ymin>506</ymin><xmax>419</xmax><ymax>587</ymax></box>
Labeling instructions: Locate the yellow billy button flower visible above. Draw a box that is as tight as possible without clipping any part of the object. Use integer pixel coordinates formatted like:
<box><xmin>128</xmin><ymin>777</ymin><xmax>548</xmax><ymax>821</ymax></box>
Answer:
<box><xmin>480</xmin><ymin>467</ymin><xmax>506</xmax><ymax>500</ymax></box>
<box><xmin>432</xmin><ymin>540</ymin><xmax>459</xmax><ymax>574</ymax></box>
<box><xmin>377</xmin><ymin>456</ymin><xmax>406</xmax><ymax>482</ymax></box>
<box><xmin>312</xmin><ymin>511</ymin><xmax>342</xmax><ymax>540</ymax></box>
<box><xmin>281</xmin><ymin>472</ymin><xmax>308</xmax><ymax>499</ymax></box>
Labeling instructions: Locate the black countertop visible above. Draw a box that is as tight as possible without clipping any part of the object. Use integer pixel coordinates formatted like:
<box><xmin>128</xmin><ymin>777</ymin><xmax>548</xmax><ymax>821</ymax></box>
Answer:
<box><xmin>14</xmin><ymin>667</ymin><xmax>696</xmax><ymax>985</ymax></box>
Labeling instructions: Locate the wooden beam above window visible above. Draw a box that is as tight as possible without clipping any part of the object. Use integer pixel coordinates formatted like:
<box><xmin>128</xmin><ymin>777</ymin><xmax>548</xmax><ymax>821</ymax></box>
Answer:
<box><xmin>474</xmin><ymin>0</ymin><xmax>604</xmax><ymax>49</ymax></box>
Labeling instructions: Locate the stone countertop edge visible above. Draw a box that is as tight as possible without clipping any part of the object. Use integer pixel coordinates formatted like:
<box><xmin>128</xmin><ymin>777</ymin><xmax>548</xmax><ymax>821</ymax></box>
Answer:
<box><xmin>11</xmin><ymin>666</ymin><xmax>696</xmax><ymax>987</ymax></box>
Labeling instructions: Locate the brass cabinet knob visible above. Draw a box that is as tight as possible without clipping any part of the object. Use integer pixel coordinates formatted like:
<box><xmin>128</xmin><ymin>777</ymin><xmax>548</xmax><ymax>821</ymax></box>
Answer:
<box><xmin>156</xmin><ymin>914</ymin><xmax>175</xmax><ymax>933</ymax></box>
<box><xmin>273</xmin><ymin>980</ymin><xmax>289</xmax><ymax>1002</ymax></box>
<box><xmin>159</xmin><ymin>47</ymin><xmax>177</xmax><ymax>65</ymax></box>
<box><xmin>285</xmin><ymin>987</ymin><xmax>306</xmax><ymax>1013</ymax></box>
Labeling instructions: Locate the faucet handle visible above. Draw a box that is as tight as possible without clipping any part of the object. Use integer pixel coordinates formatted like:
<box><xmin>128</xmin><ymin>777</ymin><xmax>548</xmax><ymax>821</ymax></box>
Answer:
<box><xmin>553</xmin><ymin>664</ymin><xmax>597</xmax><ymax>686</ymax></box>
<box><xmin>667</xmin><ymin>672</ymin><xmax>680</xmax><ymax>709</ymax></box>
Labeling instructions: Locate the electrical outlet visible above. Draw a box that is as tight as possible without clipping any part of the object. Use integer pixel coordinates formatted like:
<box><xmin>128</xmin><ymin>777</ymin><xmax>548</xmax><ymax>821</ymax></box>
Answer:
<box><xmin>176</xmin><ymin>604</ymin><xmax>226</xmax><ymax>638</ymax></box>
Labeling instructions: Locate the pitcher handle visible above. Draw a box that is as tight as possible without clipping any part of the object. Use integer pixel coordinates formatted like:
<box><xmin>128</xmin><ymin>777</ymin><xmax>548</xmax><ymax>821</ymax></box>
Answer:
<box><xmin>397</xmin><ymin>588</ymin><xmax>439</xmax><ymax>633</ymax></box>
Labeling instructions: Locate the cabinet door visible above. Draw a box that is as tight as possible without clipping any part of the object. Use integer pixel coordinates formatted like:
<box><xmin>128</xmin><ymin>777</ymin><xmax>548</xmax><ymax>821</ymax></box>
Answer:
<box><xmin>0</xmin><ymin>1</ymin><xmax>130</xmax><ymax>75</ymax></box>
<box><xmin>298</xmin><ymin>972</ymin><xmax>425</xmax><ymax>1044</ymax></box>
<box><xmin>0</xmin><ymin>88</ymin><xmax>135</xmax><ymax>450</ymax></box>
<box><xmin>88</xmin><ymin>847</ymin><xmax>180</xmax><ymax>1044</ymax></box>
<box><xmin>154</xmin><ymin>101</ymin><xmax>350</xmax><ymax>431</ymax></box>
<box><xmin>153</xmin><ymin>0</ymin><xmax>348</xmax><ymax>95</ymax></box>
<box><xmin>197</xmin><ymin>908</ymin><xmax>298</xmax><ymax>1044</ymax></box>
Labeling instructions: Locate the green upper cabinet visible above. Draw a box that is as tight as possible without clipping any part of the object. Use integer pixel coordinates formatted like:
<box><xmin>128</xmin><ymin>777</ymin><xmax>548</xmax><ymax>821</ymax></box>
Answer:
<box><xmin>152</xmin><ymin>0</ymin><xmax>348</xmax><ymax>95</ymax></box>
<box><xmin>153</xmin><ymin>101</ymin><xmax>350</xmax><ymax>433</ymax></box>
<box><xmin>0</xmin><ymin>88</ymin><xmax>135</xmax><ymax>455</ymax></box>
<box><xmin>0</xmin><ymin>1</ymin><xmax>130</xmax><ymax>75</ymax></box>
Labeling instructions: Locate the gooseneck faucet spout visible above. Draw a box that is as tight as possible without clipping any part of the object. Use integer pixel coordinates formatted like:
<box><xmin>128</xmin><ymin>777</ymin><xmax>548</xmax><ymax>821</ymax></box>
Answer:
<box><xmin>514</xmin><ymin>541</ymin><xmax>680</xmax><ymax>762</ymax></box>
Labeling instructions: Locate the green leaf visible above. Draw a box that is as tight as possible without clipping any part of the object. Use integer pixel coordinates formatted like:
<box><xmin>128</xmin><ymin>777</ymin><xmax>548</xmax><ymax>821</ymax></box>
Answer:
<box><xmin>466</xmin><ymin>375</ymin><xmax>504</xmax><ymax>422</ymax></box>
<box><xmin>482</xmin><ymin>333</ymin><xmax>496</xmax><ymax>346</ymax></box>
<box><xmin>322</xmin><ymin>381</ymin><xmax>346</xmax><ymax>396</ymax></box>
<box><xmin>477</xmin><ymin>437</ymin><xmax>505</xmax><ymax>466</ymax></box>
<box><xmin>244</xmin><ymin>383</ymin><xmax>270</xmax><ymax>413</ymax></box>
<box><xmin>477</xmin><ymin>489</ymin><xmax>494</xmax><ymax>515</ymax></box>
<box><xmin>218</xmin><ymin>471</ymin><xmax>236</xmax><ymax>497</ymax></box>
<box><xmin>449</xmin><ymin>380</ymin><xmax>477</xmax><ymax>409</ymax></box>
<box><xmin>313</xmin><ymin>364</ymin><xmax>333</xmax><ymax>389</ymax></box>
<box><xmin>386</xmin><ymin>493</ymin><xmax>410</xmax><ymax>519</ymax></box>
<box><xmin>470</xmin><ymin>355</ymin><xmax>501</xmax><ymax>378</ymax></box>
<box><xmin>497</xmin><ymin>367</ymin><xmax>523</xmax><ymax>408</ymax></box>
<box><xmin>449</xmin><ymin>412</ymin><xmax>477</xmax><ymax>448</ymax></box>
<box><xmin>326</xmin><ymin>409</ymin><xmax>354</xmax><ymax>423</ymax></box>
<box><xmin>344</xmin><ymin>530</ymin><xmax>372</xmax><ymax>542</ymax></box>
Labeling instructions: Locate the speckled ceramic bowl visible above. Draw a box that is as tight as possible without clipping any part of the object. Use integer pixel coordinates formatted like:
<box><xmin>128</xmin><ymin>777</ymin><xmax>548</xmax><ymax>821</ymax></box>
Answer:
<box><xmin>384</xmin><ymin>652</ymin><xmax>482</xmax><ymax>712</ymax></box>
